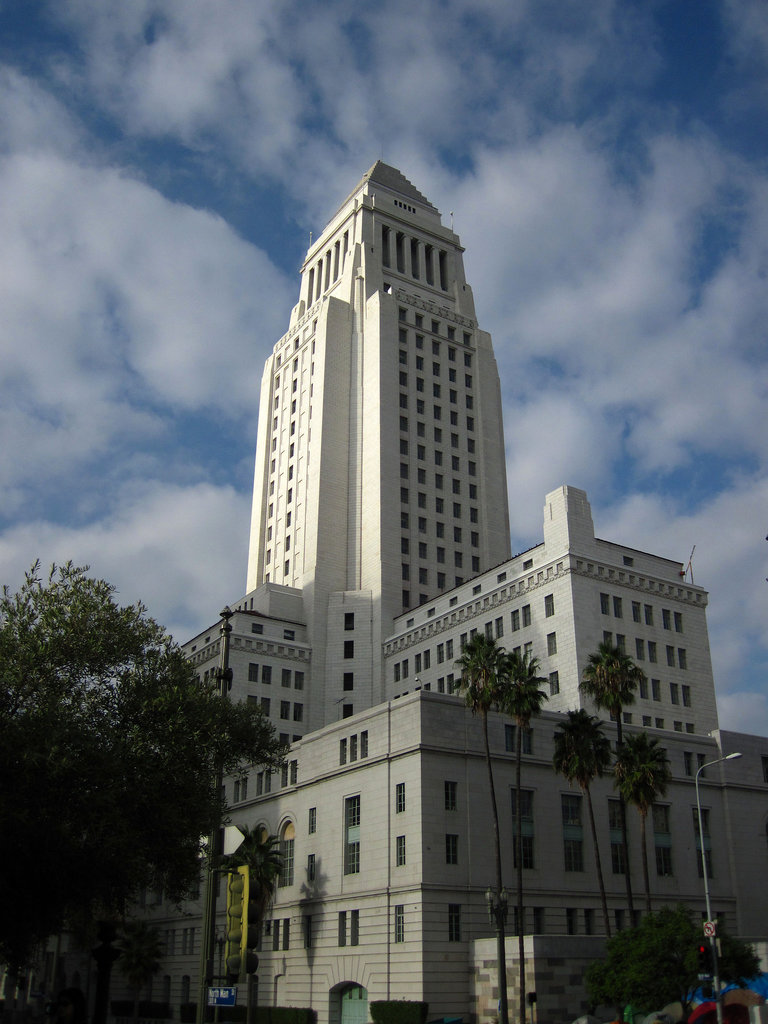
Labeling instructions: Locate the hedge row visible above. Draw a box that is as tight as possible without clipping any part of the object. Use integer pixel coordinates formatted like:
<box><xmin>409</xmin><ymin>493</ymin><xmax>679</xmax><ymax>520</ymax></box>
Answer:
<box><xmin>370</xmin><ymin>1001</ymin><xmax>429</xmax><ymax>1024</ymax></box>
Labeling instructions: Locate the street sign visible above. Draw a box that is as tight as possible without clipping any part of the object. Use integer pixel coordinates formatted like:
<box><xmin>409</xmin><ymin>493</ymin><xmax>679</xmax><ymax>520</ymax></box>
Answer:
<box><xmin>703</xmin><ymin>920</ymin><xmax>716</xmax><ymax>937</ymax></box>
<box><xmin>208</xmin><ymin>987</ymin><xmax>237</xmax><ymax>1007</ymax></box>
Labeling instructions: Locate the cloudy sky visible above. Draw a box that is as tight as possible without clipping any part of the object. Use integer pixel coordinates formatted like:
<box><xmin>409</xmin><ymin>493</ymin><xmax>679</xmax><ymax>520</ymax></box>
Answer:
<box><xmin>1</xmin><ymin>0</ymin><xmax>766</xmax><ymax>732</ymax></box>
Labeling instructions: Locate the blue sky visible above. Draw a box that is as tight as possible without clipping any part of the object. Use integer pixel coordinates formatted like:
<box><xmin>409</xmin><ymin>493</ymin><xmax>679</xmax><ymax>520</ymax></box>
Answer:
<box><xmin>1</xmin><ymin>0</ymin><xmax>766</xmax><ymax>733</ymax></box>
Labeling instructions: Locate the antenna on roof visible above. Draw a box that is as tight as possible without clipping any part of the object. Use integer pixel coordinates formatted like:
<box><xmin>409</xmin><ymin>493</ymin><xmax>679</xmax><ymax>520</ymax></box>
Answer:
<box><xmin>450</xmin><ymin>211</ymin><xmax>454</xmax><ymax>231</ymax></box>
<box><xmin>680</xmin><ymin>545</ymin><xmax>696</xmax><ymax>583</ymax></box>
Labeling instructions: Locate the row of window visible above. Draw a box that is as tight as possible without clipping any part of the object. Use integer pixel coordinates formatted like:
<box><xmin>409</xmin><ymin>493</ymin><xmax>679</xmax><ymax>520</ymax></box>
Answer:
<box><xmin>603</xmin><ymin>631</ymin><xmax>689</xmax><ymax>670</ymax></box>
<box><xmin>339</xmin><ymin>730</ymin><xmax>369</xmax><ymax>764</ymax></box>
<box><xmin>397</xmin><ymin>306</ymin><xmax>473</xmax><ymax>351</ymax></box>
<box><xmin>247</xmin><ymin>664</ymin><xmax>305</xmax><ymax>688</ymax></box>
<box><xmin>384</xmin><ymin>231</ymin><xmax>449</xmax><ymax>289</ymax></box>
<box><xmin>306</xmin><ymin>232</ymin><xmax>348</xmax><ymax>303</ymax></box>
<box><xmin>601</xmin><ymin>594</ymin><xmax>684</xmax><ymax>632</ymax></box>
<box><xmin>162</xmin><ymin>927</ymin><xmax>197</xmax><ymax>957</ymax></box>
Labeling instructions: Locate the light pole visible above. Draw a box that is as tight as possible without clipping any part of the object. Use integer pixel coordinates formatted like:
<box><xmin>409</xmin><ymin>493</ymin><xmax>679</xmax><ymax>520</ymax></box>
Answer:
<box><xmin>694</xmin><ymin>751</ymin><xmax>742</xmax><ymax>1024</ymax></box>
<box><xmin>196</xmin><ymin>607</ymin><xmax>234</xmax><ymax>1024</ymax></box>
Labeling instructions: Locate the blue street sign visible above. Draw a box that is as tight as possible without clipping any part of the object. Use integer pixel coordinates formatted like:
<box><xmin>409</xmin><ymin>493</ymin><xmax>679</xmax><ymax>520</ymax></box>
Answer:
<box><xmin>208</xmin><ymin>987</ymin><xmax>237</xmax><ymax>1007</ymax></box>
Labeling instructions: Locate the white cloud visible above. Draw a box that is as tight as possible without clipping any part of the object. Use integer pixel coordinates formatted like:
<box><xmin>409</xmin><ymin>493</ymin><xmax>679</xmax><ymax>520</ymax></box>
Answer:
<box><xmin>0</xmin><ymin>480</ymin><xmax>250</xmax><ymax>642</ymax></box>
<box><xmin>0</xmin><ymin>141</ymin><xmax>293</xmax><ymax>513</ymax></box>
<box><xmin>596</xmin><ymin>476</ymin><xmax>768</xmax><ymax>729</ymax></box>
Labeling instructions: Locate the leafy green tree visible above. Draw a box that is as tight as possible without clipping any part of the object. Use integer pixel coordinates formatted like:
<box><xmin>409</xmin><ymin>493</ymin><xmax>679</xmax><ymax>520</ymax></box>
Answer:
<box><xmin>614</xmin><ymin>733</ymin><xmax>671</xmax><ymax>913</ymax></box>
<box><xmin>586</xmin><ymin>904</ymin><xmax>759</xmax><ymax>1018</ymax></box>
<box><xmin>0</xmin><ymin>562</ymin><xmax>285</xmax><ymax>970</ymax></box>
<box><xmin>118</xmin><ymin>920</ymin><xmax>164</xmax><ymax>1024</ymax></box>
<box><xmin>456</xmin><ymin>633</ymin><xmax>510</xmax><ymax>1024</ymax></box>
<box><xmin>553</xmin><ymin>710</ymin><xmax>613</xmax><ymax>937</ymax></box>
<box><xmin>502</xmin><ymin>649</ymin><xmax>547</xmax><ymax>1024</ymax></box>
<box><xmin>580</xmin><ymin>642</ymin><xmax>645</xmax><ymax>916</ymax></box>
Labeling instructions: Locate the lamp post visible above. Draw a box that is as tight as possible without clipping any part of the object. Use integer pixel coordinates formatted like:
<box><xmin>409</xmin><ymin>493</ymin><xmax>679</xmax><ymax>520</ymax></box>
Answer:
<box><xmin>694</xmin><ymin>751</ymin><xmax>742</xmax><ymax>1024</ymax></box>
<box><xmin>486</xmin><ymin>886</ymin><xmax>509</xmax><ymax>1024</ymax></box>
<box><xmin>196</xmin><ymin>607</ymin><xmax>234</xmax><ymax>1024</ymax></box>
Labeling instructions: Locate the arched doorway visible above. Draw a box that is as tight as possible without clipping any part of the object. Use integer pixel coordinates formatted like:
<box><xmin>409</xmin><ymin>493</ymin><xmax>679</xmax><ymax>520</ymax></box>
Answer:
<box><xmin>340</xmin><ymin>984</ymin><xmax>368</xmax><ymax>1024</ymax></box>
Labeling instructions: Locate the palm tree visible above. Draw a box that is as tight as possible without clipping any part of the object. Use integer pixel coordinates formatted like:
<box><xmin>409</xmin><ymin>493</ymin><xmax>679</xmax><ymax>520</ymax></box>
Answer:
<box><xmin>456</xmin><ymin>632</ymin><xmax>510</xmax><ymax>1024</ymax></box>
<box><xmin>614</xmin><ymin>732</ymin><xmax>671</xmax><ymax>913</ymax></box>
<box><xmin>580</xmin><ymin>641</ymin><xmax>645</xmax><ymax>918</ymax></box>
<box><xmin>553</xmin><ymin>709</ymin><xmax>613</xmax><ymax>937</ymax></box>
<box><xmin>222</xmin><ymin>826</ymin><xmax>283</xmax><ymax>926</ymax></box>
<box><xmin>501</xmin><ymin>650</ymin><xmax>548</xmax><ymax>1024</ymax></box>
<box><xmin>118</xmin><ymin>919</ymin><xmax>163</xmax><ymax>1024</ymax></box>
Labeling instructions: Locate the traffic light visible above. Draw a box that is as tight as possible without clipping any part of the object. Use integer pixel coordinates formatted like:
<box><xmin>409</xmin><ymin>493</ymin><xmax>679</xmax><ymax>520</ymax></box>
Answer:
<box><xmin>225</xmin><ymin>866</ymin><xmax>259</xmax><ymax>983</ymax></box>
<box><xmin>697</xmin><ymin>942</ymin><xmax>713</xmax><ymax>978</ymax></box>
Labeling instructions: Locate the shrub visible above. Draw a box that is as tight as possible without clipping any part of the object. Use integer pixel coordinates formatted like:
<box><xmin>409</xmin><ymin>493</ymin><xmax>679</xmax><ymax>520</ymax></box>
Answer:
<box><xmin>370</xmin><ymin>1001</ymin><xmax>429</xmax><ymax>1024</ymax></box>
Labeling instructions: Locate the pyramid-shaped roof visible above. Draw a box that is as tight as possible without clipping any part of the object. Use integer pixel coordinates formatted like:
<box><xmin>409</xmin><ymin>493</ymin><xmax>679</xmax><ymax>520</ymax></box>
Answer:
<box><xmin>341</xmin><ymin>161</ymin><xmax>438</xmax><ymax>213</ymax></box>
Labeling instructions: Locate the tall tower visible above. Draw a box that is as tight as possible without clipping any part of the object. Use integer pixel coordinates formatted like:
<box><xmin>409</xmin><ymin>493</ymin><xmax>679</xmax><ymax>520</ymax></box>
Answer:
<box><xmin>246</xmin><ymin>163</ymin><xmax>510</xmax><ymax>726</ymax></box>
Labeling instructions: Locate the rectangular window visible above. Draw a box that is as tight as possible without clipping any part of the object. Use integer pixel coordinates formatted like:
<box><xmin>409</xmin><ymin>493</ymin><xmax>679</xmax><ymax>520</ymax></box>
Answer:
<box><xmin>248</xmin><ymin>663</ymin><xmax>259</xmax><ymax>682</ymax></box>
<box><xmin>674</xmin><ymin>612</ymin><xmax>683</xmax><ymax>633</ymax></box>
<box><xmin>280</xmin><ymin>836</ymin><xmax>294</xmax><ymax>887</ymax></box>
<box><xmin>396</xmin><ymin>835</ymin><xmax>406</xmax><ymax>866</ymax></box>
<box><xmin>549</xmin><ymin>671</ymin><xmax>560</xmax><ymax>695</ymax></box>
<box><xmin>361</xmin><ymin>730</ymin><xmax>368</xmax><ymax>757</ymax></box>
<box><xmin>448</xmin><ymin>904</ymin><xmax>461</xmax><ymax>942</ymax></box>
<box><xmin>280</xmin><ymin>700</ymin><xmax>290</xmax><ymax>719</ymax></box>
<box><xmin>344</xmin><ymin>796</ymin><xmax>361</xmax><ymax>875</ymax></box>
<box><xmin>338</xmin><ymin>911</ymin><xmax>346</xmax><ymax>947</ymax></box>
<box><xmin>652</xmin><ymin>678</ymin><xmax>661</xmax><ymax>701</ymax></box>
<box><xmin>511</xmin><ymin>789</ymin><xmax>535</xmax><ymax>869</ymax></box>
<box><xmin>682</xmin><ymin>685</ymin><xmax>691</xmax><ymax>707</ymax></box>
<box><xmin>344</xmin><ymin>640</ymin><xmax>354</xmax><ymax>659</ymax></box>
<box><xmin>608</xmin><ymin>799</ymin><xmax>626</xmax><ymax>873</ymax></box>
<box><xmin>562</xmin><ymin>794</ymin><xmax>583</xmax><ymax>871</ymax></box>
<box><xmin>645</xmin><ymin>604</ymin><xmax>654</xmax><ymax>626</ymax></box>
<box><xmin>282</xmin><ymin>668</ymin><xmax>292</xmax><ymax>687</ymax></box>
<box><xmin>547</xmin><ymin>632</ymin><xmax>557</xmax><ymax>656</ymax></box>
<box><xmin>445</xmin><ymin>780</ymin><xmax>458</xmax><ymax>810</ymax></box>
<box><xmin>544</xmin><ymin>594</ymin><xmax>555</xmax><ymax>617</ymax></box>
<box><xmin>308</xmin><ymin>807</ymin><xmax>317</xmax><ymax>833</ymax></box>
<box><xmin>636</xmin><ymin>638</ymin><xmax>645</xmax><ymax>660</ymax></box>
<box><xmin>396</xmin><ymin>782</ymin><xmax>406</xmax><ymax>813</ymax></box>
<box><xmin>613</xmin><ymin>596</ymin><xmax>623</xmax><ymax>618</ymax></box>
<box><xmin>678</xmin><ymin>648</ymin><xmax>687</xmax><ymax>670</ymax></box>
<box><xmin>670</xmin><ymin>682</ymin><xmax>679</xmax><ymax>704</ymax></box>
<box><xmin>653</xmin><ymin>804</ymin><xmax>673</xmax><ymax>876</ymax></box>
<box><xmin>648</xmin><ymin>641</ymin><xmax>657</xmax><ymax>663</ymax></box>
<box><xmin>632</xmin><ymin>601</ymin><xmax>641</xmax><ymax>623</ymax></box>
<box><xmin>600</xmin><ymin>593</ymin><xmax>610</xmax><ymax>615</ymax></box>
<box><xmin>307</xmin><ymin>853</ymin><xmax>316</xmax><ymax>881</ymax></box>
<box><xmin>522</xmin><ymin>605</ymin><xmax>531</xmax><ymax>627</ymax></box>
<box><xmin>394</xmin><ymin>905</ymin><xmax>405</xmax><ymax>943</ymax></box>
<box><xmin>511</xmin><ymin>609</ymin><xmax>520</xmax><ymax>631</ymax></box>
<box><xmin>445</xmin><ymin>834</ymin><xmax>459</xmax><ymax>864</ymax></box>
<box><xmin>662</xmin><ymin>609</ymin><xmax>672</xmax><ymax>629</ymax></box>
<box><xmin>350</xmin><ymin>909</ymin><xmax>359</xmax><ymax>945</ymax></box>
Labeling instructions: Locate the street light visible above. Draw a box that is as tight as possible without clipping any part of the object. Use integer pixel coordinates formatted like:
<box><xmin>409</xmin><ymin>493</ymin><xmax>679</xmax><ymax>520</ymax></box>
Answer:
<box><xmin>196</xmin><ymin>607</ymin><xmax>234</xmax><ymax>1024</ymax></box>
<box><xmin>695</xmin><ymin>751</ymin><xmax>742</xmax><ymax>1024</ymax></box>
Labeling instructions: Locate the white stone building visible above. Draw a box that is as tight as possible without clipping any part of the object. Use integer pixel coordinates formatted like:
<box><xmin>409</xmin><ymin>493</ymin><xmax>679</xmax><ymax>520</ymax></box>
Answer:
<box><xmin>55</xmin><ymin>165</ymin><xmax>768</xmax><ymax>1024</ymax></box>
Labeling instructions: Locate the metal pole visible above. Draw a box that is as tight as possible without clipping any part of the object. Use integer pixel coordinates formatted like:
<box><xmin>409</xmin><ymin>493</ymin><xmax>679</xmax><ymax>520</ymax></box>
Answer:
<box><xmin>195</xmin><ymin>608</ymin><xmax>234</xmax><ymax>1024</ymax></box>
<box><xmin>694</xmin><ymin>752</ymin><xmax>741</xmax><ymax>1024</ymax></box>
